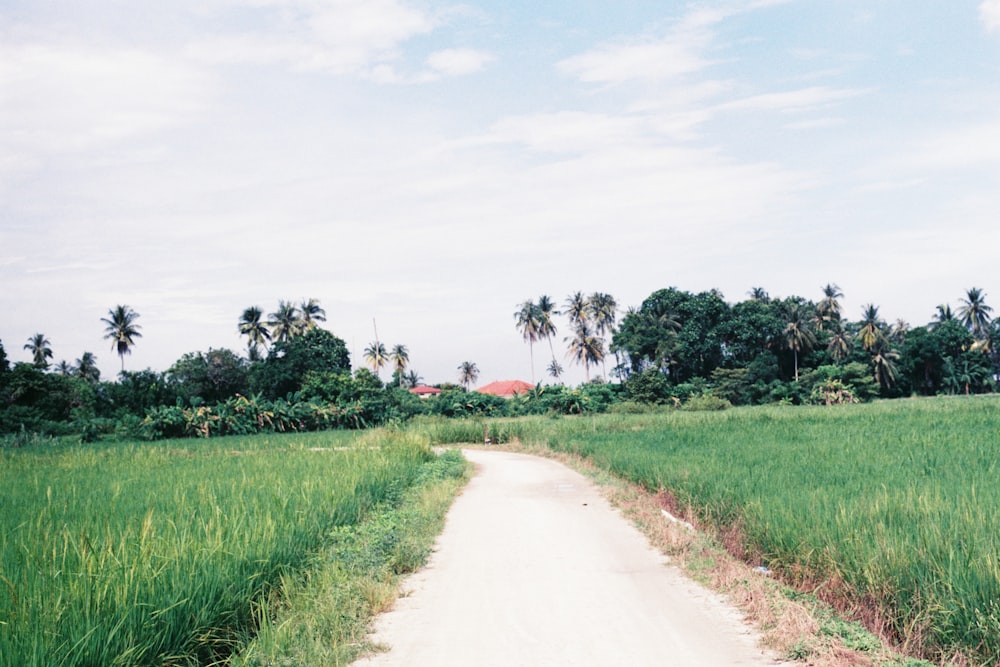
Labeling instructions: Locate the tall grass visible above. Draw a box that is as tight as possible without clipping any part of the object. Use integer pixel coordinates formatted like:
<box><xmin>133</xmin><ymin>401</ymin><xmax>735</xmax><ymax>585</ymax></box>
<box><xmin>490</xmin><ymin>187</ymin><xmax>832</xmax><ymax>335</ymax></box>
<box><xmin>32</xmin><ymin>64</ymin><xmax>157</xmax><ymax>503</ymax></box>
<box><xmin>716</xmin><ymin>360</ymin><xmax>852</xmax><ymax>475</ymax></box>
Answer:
<box><xmin>423</xmin><ymin>398</ymin><xmax>1000</xmax><ymax>664</ymax></box>
<box><xmin>0</xmin><ymin>430</ymin><xmax>432</xmax><ymax>666</ymax></box>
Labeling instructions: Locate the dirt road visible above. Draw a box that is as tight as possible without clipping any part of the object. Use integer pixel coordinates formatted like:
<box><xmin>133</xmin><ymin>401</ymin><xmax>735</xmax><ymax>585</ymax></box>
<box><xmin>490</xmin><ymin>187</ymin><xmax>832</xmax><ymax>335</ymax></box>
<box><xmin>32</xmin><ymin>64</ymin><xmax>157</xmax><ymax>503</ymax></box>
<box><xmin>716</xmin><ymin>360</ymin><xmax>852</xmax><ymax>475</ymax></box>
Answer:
<box><xmin>352</xmin><ymin>449</ymin><xmax>784</xmax><ymax>666</ymax></box>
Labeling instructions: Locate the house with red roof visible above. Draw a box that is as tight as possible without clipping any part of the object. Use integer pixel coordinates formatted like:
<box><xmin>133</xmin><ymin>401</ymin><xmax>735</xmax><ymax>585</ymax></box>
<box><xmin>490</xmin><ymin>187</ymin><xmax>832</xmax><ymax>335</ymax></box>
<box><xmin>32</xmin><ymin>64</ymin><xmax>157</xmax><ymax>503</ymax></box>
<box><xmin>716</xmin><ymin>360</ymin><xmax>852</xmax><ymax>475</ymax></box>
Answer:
<box><xmin>408</xmin><ymin>385</ymin><xmax>442</xmax><ymax>398</ymax></box>
<box><xmin>476</xmin><ymin>380</ymin><xmax>535</xmax><ymax>398</ymax></box>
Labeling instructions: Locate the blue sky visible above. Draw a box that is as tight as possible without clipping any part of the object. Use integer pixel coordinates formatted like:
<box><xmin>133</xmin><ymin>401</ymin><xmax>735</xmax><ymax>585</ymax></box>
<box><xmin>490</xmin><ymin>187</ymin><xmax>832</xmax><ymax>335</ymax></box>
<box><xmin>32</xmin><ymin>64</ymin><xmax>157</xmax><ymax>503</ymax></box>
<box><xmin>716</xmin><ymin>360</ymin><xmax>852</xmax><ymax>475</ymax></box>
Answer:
<box><xmin>3</xmin><ymin>0</ymin><xmax>1000</xmax><ymax>387</ymax></box>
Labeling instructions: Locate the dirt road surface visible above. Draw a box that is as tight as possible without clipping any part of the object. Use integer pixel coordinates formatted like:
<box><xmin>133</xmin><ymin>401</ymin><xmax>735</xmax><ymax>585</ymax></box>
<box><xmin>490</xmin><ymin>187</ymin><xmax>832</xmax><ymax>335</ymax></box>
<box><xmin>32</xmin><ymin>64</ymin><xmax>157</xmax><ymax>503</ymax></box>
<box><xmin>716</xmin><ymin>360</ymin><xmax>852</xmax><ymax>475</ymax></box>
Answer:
<box><xmin>352</xmin><ymin>449</ymin><xmax>785</xmax><ymax>666</ymax></box>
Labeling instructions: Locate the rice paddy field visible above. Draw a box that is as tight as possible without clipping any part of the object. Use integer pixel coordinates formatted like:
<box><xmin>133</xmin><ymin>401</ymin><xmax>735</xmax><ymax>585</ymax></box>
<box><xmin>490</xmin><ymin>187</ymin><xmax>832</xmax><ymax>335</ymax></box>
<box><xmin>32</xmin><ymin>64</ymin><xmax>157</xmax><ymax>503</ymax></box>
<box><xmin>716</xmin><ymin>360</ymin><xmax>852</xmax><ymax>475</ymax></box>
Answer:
<box><xmin>5</xmin><ymin>397</ymin><xmax>999</xmax><ymax>665</ymax></box>
<box><xmin>425</xmin><ymin>397</ymin><xmax>1000</xmax><ymax>664</ymax></box>
<box><xmin>0</xmin><ymin>429</ymin><xmax>439</xmax><ymax>666</ymax></box>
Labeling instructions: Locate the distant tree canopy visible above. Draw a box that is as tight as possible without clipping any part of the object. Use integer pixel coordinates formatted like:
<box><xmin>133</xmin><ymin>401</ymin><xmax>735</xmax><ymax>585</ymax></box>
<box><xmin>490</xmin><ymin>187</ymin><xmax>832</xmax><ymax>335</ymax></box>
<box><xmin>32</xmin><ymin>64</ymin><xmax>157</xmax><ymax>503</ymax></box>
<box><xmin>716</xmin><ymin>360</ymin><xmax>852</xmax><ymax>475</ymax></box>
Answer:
<box><xmin>249</xmin><ymin>327</ymin><xmax>351</xmax><ymax>399</ymax></box>
<box><xmin>167</xmin><ymin>348</ymin><xmax>249</xmax><ymax>405</ymax></box>
<box><xmin>613</xmin><ymin>285</ymin><xmax>997</xmax><ymax>403</ymax></box>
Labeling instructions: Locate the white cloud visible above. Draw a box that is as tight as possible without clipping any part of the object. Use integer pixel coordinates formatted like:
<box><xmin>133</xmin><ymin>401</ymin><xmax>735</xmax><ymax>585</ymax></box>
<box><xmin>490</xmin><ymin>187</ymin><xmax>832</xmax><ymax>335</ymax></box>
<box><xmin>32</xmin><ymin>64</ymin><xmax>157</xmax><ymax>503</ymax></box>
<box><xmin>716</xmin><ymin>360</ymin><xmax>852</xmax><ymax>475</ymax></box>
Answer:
<box><xmin>980</xmin><ymin>0</ymin><xmax>1000</xmax><ymax>32</ymax></box>
<box><xmin>555</xmin><ymin>1</ymin><xmax>792</xmax><ymax>85</ymax></box>
<box><xmin>785</xmin><ymin>117</ymin><xmax>847</xmax><ymax>130</ymax></box>
<box><xmin>557</xmin><ymin>31</ymin><xmax>711</xmax><ymax>84</ymax></box>
<box><xmin>715</xmin><ymin>86</ymin><xmax>871</xmax><ymax>114</ymax></box>
<box><xmin>425</xmin><ymin>48</ymin><xmax>494</xmax><ymax>77</ymax></box>
<box><xmin>0</xmin><ymin>44</ymin><xmax>209</xmax><ymax>156</ymax></box>
<box><xmin>370</xmin><ymin>47</ymin><xmax>495</xmax><ymax>83</ymax></box>
<box><xmin>185</xmin><ymin>0</ymin><xmax>437</xmax><ymax>76</ymax></box>
<box><xmin>894</xmin><ymin>121</ymin><xmax>1000</xmax><ymax>171</ymax></box>
<box><xmin>484</xmin><ymin>111</ymin><xmax>641</xmax><ymax>154</ymax></box>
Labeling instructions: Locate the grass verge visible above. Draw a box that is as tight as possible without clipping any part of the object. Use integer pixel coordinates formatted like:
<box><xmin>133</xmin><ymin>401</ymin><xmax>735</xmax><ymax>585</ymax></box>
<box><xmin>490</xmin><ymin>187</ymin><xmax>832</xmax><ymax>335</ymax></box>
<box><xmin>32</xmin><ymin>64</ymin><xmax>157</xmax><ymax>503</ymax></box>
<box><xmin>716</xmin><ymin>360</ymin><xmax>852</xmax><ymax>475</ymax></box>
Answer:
<box><xmin>229</xmin><ymin>448</ymin><xmax>471</xmax><ymax>666</ymax></box>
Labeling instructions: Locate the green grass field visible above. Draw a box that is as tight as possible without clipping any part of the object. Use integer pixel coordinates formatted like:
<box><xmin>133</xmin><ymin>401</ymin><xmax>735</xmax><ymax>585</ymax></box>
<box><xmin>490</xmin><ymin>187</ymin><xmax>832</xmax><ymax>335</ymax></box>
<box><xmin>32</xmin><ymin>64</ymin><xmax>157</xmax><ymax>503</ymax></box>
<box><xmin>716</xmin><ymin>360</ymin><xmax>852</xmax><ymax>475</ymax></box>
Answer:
<box><xmin>0</xmin><ymin>430</ymin><xmax>440</xmax><ymax>666</ymax></box>
<box><xmin>456</xmin><ymin>397</ymin><xmax>999</xmax><ymax>664</ymax></box>
<box><xmin>6</xmin><ymin>398</ymin><xmax>998</xmax><ymax>665</ymax></box>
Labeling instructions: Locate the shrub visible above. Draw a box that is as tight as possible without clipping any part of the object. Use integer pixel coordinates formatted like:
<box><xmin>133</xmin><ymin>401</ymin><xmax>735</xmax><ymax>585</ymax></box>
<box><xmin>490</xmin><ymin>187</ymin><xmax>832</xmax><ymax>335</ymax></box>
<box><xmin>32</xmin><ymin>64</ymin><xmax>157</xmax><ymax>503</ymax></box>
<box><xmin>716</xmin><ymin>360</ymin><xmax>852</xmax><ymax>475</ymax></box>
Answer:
<box><xmin>681</xmin><ymin>393</ymin><xmax>731</xmax><ymax>411</ymax></box>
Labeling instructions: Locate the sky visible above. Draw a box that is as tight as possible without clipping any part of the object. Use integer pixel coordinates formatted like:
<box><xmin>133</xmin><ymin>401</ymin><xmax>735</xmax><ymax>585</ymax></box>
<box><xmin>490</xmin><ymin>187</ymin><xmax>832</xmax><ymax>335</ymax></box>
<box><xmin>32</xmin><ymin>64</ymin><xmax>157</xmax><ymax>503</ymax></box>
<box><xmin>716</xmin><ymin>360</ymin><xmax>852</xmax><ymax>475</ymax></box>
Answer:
<box><xmin>3</xmin><ymin>0</ymin><xmax>1000</xmax><ymax>388</ymax></box>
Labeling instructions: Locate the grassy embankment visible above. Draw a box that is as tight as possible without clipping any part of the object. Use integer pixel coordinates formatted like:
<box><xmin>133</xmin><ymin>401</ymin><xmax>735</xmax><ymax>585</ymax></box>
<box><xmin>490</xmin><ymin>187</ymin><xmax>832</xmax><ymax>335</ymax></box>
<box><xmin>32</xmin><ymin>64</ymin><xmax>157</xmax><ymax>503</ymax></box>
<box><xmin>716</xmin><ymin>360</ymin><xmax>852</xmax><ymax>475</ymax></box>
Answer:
<box><xmin>411</xmin><ymin>397</ymin><xmax>1000</xmax><ymax>665</ymax></box>
<box><xmin>0</xmin><ymin>429</ymin><xmax>468</xmax><ymax>667</ymax></box>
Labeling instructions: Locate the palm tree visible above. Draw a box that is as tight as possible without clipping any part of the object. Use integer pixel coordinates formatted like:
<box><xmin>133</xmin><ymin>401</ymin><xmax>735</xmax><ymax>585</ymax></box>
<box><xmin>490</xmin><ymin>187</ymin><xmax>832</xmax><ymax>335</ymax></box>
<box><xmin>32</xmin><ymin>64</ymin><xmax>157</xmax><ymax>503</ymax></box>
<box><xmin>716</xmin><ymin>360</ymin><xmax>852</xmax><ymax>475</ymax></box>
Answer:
<box><xmin>536</xmin><ymin>295</ymin><xmax>560</xmax><ymax>368</ymax></box>
<box><xmin>890</xmin><ymin>319</ymin><xmax>909</xmax><ymax>345</ymax></box>
<box><xmin>24</xmin><ymin>333</ymin><xmax>53</xmax><ymax>369</ymax></box>
<box><xmin>782</xmin><ymin>304</ymin><xmax>816</xmax><ymax>382</ymax></box>
<box><xmin>566</xmin><ymin>322</ymin><xmax>605</xmax><ymax>383</ymax></box>
<box><xmin>858</xmin><ymin>304</ymin><xmax>885</xmax><ymax>352</ymax></box>
<box><xmin>564</xmin><ymin>292</ymin><xmax>589</xmax><ymax>331</ymax></box>
<box><xmin>404</xmin><ymin>369</ymin><xmax>422</xmax><ymax>388</ymax></box>
<box><xmin>826</xmin><ymin>321</ymin><xmax>852</xmax><ymax>363</ymax></box>
<box><xmin>546</xmin><ymin>359</ymin><xmax>564</xmax><ymax>381</ymax></box>
<box><xmin>588</xmin><ymin>293</ymin><xmax>618</xmax><ymax>336</ymax></box>
<box><xmin>871</xmin><ymin>338</ymin><xmax>899</xmax><ymax>391</ymax></box>
<box><xmin>931</xmin><ymin>304</ymin><xmax>955</xmax><ymax>330</ymax></box>
<box><xmin>588</xmin><ymin>292</ymin><xmax>617</xmax><ymax>379</ymax></box>
<box><xmin>299</xmin><ymin>298</ymin><xmax>327</xmax><ymax>330</ymax></box>
<box><xmin>268</xmin><ymin>301</ymin><xmax>301</xmax><ymax>343</ymax></box>
<box><xmin>457</xmin><ymin>361</ymin><xmax>479</xmax><ymax>390</ymax></box>
<box><xmin>364</xmin><ymin>341</ymin><xmax>388</xmax><ymax>378</ymax></box>
<box><xmin>75</xmin><ymin>351</ymin><xmax>100</xmax><ymax>383</ymax></box>
<box><xmin>239</xmin><ymin>306</ymin><xmax>272</xmax><ymax>361</ymax></box>
<box><xmin>514</xmin><ymin>300</ymin><xmax>541</xmax><ymax>384</ymax></box>
<box><xmin>957</xmin><ymin>287</ymin><xmax>993</xmax><ymax>340</ymax></box>
<box><xmin>54</xmin><ymin>360</ymin><xmax>73</xmax><ymax>376</ymax></box>
<box><xmin>747</xmin><ymin>287</ymin><xmax>770</xmax><ymax>303</ymax></box>
<box><xmin>390</xmin><ymin>344</ymin><xmax>409</xmax><ymax>387</ymax></box>
<box><xmin>816</xmin><ymin>284</ymin><xmax>844</xmax><ymax>330</ymax></box>
<box><xmin>101</xmin><ymin>305</ymin><xmax>142</xmax><ymax>372</ymax></box>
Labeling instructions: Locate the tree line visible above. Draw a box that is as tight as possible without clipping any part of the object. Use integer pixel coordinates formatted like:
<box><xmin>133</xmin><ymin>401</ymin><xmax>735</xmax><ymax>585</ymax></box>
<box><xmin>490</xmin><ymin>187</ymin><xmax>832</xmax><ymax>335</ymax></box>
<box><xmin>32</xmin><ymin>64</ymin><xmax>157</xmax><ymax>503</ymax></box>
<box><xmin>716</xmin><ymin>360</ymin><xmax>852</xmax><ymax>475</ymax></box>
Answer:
<box><xmin>2</xmin><ymin>285</ymin><xmax>996</xmax><ymax>441</ymax></box>
<box><xmin>512</xmin><ymin>284</ymin><xmax>997</xmax><ymax>405</ymax></box>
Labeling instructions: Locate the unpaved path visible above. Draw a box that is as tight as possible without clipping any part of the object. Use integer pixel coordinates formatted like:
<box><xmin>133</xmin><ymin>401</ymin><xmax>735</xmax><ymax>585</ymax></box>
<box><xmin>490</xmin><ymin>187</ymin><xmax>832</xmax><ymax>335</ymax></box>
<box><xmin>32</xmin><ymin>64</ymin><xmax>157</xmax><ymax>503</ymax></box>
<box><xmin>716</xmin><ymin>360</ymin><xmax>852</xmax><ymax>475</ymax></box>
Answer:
<box><xmin>352</xmin><ymin>449</ymin><xmax>784</xmax><ymax>666</ymax></box>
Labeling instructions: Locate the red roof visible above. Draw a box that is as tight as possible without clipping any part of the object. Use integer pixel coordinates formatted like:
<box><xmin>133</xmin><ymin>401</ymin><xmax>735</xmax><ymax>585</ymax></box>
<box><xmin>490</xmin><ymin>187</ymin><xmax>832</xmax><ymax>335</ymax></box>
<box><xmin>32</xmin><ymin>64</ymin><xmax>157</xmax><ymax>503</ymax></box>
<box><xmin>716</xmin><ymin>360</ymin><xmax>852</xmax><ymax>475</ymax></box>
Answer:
<box><xmin>476</xmin><ymin>380</ymin><xmax>535</xmax><ymax>397</ymax></box>
<box><xmin>409</xmin><ymin>385</ymin><xmax>442</xmax><ymax>396</ymax></box>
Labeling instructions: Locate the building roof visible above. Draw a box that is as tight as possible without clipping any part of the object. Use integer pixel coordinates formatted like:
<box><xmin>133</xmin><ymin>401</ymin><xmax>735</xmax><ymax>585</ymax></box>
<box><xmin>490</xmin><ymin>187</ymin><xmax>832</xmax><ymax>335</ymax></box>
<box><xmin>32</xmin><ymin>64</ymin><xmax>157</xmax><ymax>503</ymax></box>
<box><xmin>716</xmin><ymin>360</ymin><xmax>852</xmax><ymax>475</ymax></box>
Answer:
<box><xmin>409</xmin><ymin>385</ymin><xmax>442</xmax><ymax>396</ymax></box>
<box><xmin>476</xmin><ymin>380</ymin><xmax>535</xmax><ymax>397</ymax></box>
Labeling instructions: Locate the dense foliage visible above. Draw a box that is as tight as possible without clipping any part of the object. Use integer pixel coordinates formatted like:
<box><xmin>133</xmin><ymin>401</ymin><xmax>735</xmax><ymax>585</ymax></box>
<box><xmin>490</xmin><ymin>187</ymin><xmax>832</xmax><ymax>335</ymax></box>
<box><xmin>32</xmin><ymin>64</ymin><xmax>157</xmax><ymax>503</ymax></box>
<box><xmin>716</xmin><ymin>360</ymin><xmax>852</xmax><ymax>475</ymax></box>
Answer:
<box><xmin>610</xmin><ymin>286</ymin><xmax>999</xmax><ymax>403</ymax></box>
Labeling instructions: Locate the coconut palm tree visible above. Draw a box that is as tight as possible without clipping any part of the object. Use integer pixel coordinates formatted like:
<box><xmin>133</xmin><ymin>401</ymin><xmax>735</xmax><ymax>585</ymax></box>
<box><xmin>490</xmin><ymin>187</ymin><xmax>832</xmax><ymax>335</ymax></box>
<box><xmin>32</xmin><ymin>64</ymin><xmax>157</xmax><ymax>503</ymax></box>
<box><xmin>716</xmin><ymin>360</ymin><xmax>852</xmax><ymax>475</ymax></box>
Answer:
<box><xmin>566</xmin><ymin>322</ymin><xmax>605</xmax><ymax>383</ymax></box>
<box><xmin>536</xmin><ymin>295</ymin><xmax>560</xmax><ymax>368</ymax></box>
<box><xmin>364</xmin><ymin>341</ymin><xmax>388</xmax><ymax>379</ymax></box>
<box><xmin>816</xmin><ymin>283</ymin><xmax>844</xmax><ymax>330</ymax></box>
<box><xmin>404</xmin><ymin>369</ymin><xmax>422</xmax><ymax>388</ymax></box>
<box><xmin>268</xmin><ymin>301</ymin><xmax>301</xmax><ymax>344</ymax></box>
<box><xmin>781</xmin><ymin>304</ymin><xmax>816</xmax><ymax>382</ymax></box>
<box><xmin>299</xmin><ymin>298</ymin><xmax>327</xmax><ymax>330</ymax></box>
<box><xmin>239</xmin><ymin>306</ymin><xmax>271</xmax><ymax>361</ymax></box>
<box><xmin>957</xmin><ymin>287</ymin><xmax>993</xmax><ymax>340</ymax></box>
<box><xmin>101</xmin><ymin>305</ymin><xmax>142</xmax><ymax>372</ymax></box>
<box><xmin>75</xmin><ymin>351</ymin><xmax>100</xmax><ymax>384</ymax></box>
<box><xmin>588</xmin><ymin>292</ymin><xmax>617</xmax><ymax>379</ymax></box>
<box><xmin>931</xmin><ymin>304</ymin><xmax>955</xmax><ymax>330</ymax></box>
<box><xmin>514</xmin><ymin>300</ymin><xmax>541</xmax><ymax>384</ymax></box>
<box><xmin>457</xmin><ymin>361</ymin><xmax>479</xmax><ymax>390</ymax></box>
<box><xmin>858</xmin><ymin>304</ymin><xmax>885</xmax><ymax>352</ymax></box>
<box><xmin>546</xmin><ymin>359</ymin><xmax>564</xmax><ymax>381</ymax></box>
<box><xmin>871</xmin><ymin>338</ymin><xmax>899</xmax><ymax>391</ymax></box>
<box><xmin>890</xmin><ymin>319</ymin><xmax>909</xmax><ymax>345</ymax></box>
<box><xmin>391</xmin><ymin>344</ymin><xmax>409</xmax><ymax>387</ymax></box>
<box><xmin>826</xmin><ymin>322</ymin><xmax>852</xmax><ymax>363</ymax></box>
<box><xmin>54</xmin><ymin>360</ymin><xmax>73</xmax><ymax>376</ymax></box>
<box><xmin>747</xmin><ymin>287</ymin><xmax>770</xmax><ymax>303</ymax></box>
<box><xmin>564</xmin><ymin>292</ymin><xmax>589</xmax><ymax>330</ymax></box>
<box><xmin>24</xmin><ymin>333</ymin><xmax>53</xmax><ymax>369</ymax></box>
<box><xmin>588</xmin><ymin>292</ymin><xmax>618</xmax><ymax>336</ymax></box>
